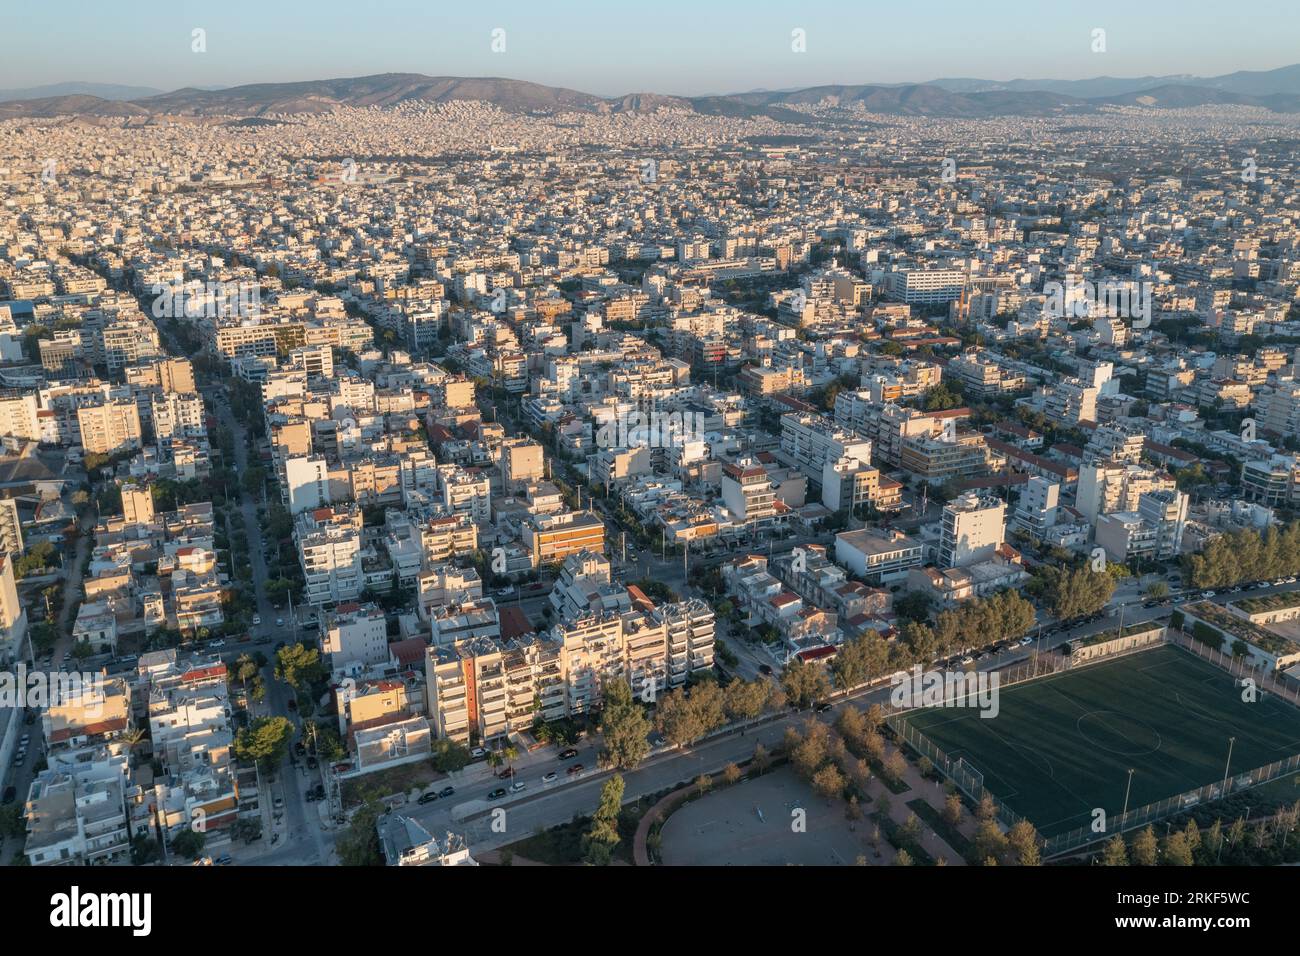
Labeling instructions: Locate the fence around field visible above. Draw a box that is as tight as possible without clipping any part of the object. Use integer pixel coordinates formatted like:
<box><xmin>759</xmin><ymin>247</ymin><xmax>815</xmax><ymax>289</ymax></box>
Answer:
<box><xmin>1171</xmin><ymin>631</ymin><xmax>1300</xmax><ymax>708</ymax></box>
<box><xmin>886</xmin><ymin>629</ymin><xmax>1300</xmax><ymax>858</ymax></box>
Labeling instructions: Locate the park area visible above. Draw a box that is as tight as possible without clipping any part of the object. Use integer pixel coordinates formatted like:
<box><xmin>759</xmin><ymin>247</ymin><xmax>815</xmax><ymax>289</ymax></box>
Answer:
<box><xmin>657</xmin><ymin>766</ymin><xmax>873</xmax><ymax>865</ymax></box>
<box><xmin>896</xmin><ymin>644</ymin><xmax>1300</xmax><ymax>838</ymax></box>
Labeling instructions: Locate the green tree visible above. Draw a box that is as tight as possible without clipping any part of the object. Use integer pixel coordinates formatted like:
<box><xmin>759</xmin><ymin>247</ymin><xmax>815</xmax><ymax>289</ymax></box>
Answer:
<box><xmin>275</xmin><ymin>643</ymin><xmax>324</xmax><ymax>690</ymax></box>
<box><xmin>582</xmin><ymin>774</ymin><xmax>625</xmax><ymax>865</ymax></box>
<box><xmin>233</xmin><ymin>716</ymin><xmax>294</xmax><ymax>768</ymax></box>
<box><xmin>338</xmin><ymin>800</ymin><xmax>385</xmax><ymax>866</ymax></box>
<box><xmin>1100</xmin><ymin>834</ymin><xmax>1129</xmax><ymax>866</ymax></box>
<box><xmin>1130</xmin><ymin>826</ymin><xmax>1159</xmax><ymax>866</ymax></box>
<box><xmin>599</xmin><ymin>678</ymin><xmax>651</xmax><ymax>769</ymax></box>
<box><xmin>781</xmin><ymin>660</ymin><xmax>831</xmax><ymax>710</ymax></box>
<box><xmin>170</xmin><ymin>828</ymin><xmax>206</xmax><ymax>861</ymax></box>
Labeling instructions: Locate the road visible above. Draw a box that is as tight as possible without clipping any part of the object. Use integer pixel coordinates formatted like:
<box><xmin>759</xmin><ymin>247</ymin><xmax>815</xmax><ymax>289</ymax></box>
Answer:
<box><xmin>214</xmin><ymin>388</ymin><xmax>334</xmax><ymax>866</ymax></box>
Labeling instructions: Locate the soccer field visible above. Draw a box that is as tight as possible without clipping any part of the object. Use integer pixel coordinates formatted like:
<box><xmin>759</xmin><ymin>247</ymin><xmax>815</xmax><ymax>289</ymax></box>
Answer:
<box><xmin>897</xmin><ymin>644</ymin><xmax>1300</xmax><ymax>838</ymax></box>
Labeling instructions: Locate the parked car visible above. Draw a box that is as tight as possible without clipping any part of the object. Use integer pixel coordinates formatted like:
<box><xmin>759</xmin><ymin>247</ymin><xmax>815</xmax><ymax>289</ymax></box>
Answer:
<box><xmin>509</xmin><ymin>781</ymin><xmax>526</xmax><ymax>794</ymax></box>
<box><xmin>252</xmin><ymin>614</ymin><xmax>262</xmax><ymax>626</ymax></box>
<box><xmin>542</xmin><ymin>772</ymin><xmax>558</xmax><ymax>784</ymax></box>
<box><xmin>566</xmin><ymin>763</ymin><xmax>585</xmax><ymax>775</ymax></box>
<box><xmin>558</xmin><ymin>748</ymin><xmax>579</xmax><ymax>760</ymax></box>
<box><xmin>814</xmin><ymin>702</ymin><xmax>833</xmax><ymax>714</ymax></box>
<box><xmin>470</xmin><ymin>747</ymin><xmax>487</xmax><ymax>759</ymax></box>
<box><xmin>758</xmin><ymin>664</ymin><xmax>773</xmax><ymax>675</ymax></box>
<box><xmin>214</xmin><ymin>854</ymin><xmax>232</xmax><ymax>866</ymax></box>
<box><xmin>275</xmin><ymin>618</ymin><xmax>285</xmax><ymax>627</ymax></box>
<box><xmin>438</xmin><ymin>786</ymin><xmax>455</xmax><ymax>798</ymax></box>
<box><xmin>1018</xmin><ymin>636</ymin><xmax>1033</xmax><ymax>646</ymax></box>
<box><xmin>417</xmin><ymin>791</ymin><xmax>440</xmax><ymax>805</ymax></box>
<box><xmin>487</xmin><ymin>788</ymin><xmax>507</xmax><ymax>800</ymax></box>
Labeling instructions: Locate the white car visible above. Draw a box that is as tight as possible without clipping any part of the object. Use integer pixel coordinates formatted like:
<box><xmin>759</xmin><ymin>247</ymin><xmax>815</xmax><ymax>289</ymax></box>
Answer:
<box><xmin>1018</xmin><ymin>636</ymin><xmax>1033</xmax><ymax>646</ymax></box>
<box><xmin>470</xmin><ymin>747</ymin><xmax>487</xmax><ymax>759</ymax></box>
<box><xmin>275</xmin><ymin>618</ymin><xmax>285</xmax><ymax>627</ymax></box>
<box><xmin>509</xmin><ymin>782</ymin><xmax>527</xmax><ymax>794</ymax></box>
<box><xmin>542</xmin><ymin>771</ymin><xmax>558</xmax><ymax>784</ymax></box>
<box><xmin>252</xmin><ymin>614</ymin><xmax>262</xmax><ymax>626</ymax></box>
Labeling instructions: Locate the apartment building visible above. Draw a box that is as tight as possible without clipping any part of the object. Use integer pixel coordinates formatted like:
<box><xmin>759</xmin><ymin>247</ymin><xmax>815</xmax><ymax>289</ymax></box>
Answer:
<box><xmin>323</xmin><ymin>602</ymin><xmax>389</xmax><ymax>668</ymax></box>
<box><xmin>296</xmin><ymin>506</ymin><xmax>364</xmax><ymax>606</ymax></box>
<box><xmin>835</xmin><ymin>528</ymin><xmax>924</xmax><ymax>583</ymax></box>
<box><xmin>521</xmin><ymin>509</ymin><xmax>606</xmax><ymax>568</ymax></box>
<box><xmin>939</xmin><ymin>492</ymin><xmax>1006</xmax><ymax>568</ymax></box>
<box><xmin>77</xmin><ymin>400</ymin><xmax>143</xmax><ymax>455</ymax></box>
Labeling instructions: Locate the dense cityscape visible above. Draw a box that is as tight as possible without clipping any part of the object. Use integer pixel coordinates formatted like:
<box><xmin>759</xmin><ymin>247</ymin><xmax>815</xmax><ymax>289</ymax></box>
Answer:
<box><xmin>0</xmin><ymin>12</ymin><xmax>1298</xmax><ymax>921</ymax></box>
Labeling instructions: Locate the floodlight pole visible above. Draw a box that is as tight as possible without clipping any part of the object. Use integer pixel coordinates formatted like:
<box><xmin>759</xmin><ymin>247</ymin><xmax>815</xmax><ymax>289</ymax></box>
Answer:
<box><xmin>1121</xmin><ymin>768</ymin><xmax>1134</xmax><ymax>819</ymax></box>
<box><xmin>1221</xmin><ymin>736</ymin><xmax>1236</xmax><ymax>795</ymax></box>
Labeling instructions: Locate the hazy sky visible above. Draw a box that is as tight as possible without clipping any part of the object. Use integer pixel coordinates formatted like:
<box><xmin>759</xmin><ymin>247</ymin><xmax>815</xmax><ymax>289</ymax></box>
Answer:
<box><xmin>4</xmin><ymin>0</ymin><xmax>1298</xmax><ymax>96</ymax></box>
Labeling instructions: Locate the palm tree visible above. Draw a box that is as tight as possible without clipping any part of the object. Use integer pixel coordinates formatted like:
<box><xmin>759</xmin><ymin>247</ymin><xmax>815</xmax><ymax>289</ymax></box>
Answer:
<box><xmin>503</xmin><ymin>744</ymin><xmax>519</xmax><ymax>783</ymax></box>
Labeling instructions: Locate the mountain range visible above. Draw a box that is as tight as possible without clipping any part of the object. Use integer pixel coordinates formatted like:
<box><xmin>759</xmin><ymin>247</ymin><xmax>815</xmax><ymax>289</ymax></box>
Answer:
<box><xmin>3</xmin><ymin>64</ymin><xmax>1300</xmax><ymax>121</ymax></box>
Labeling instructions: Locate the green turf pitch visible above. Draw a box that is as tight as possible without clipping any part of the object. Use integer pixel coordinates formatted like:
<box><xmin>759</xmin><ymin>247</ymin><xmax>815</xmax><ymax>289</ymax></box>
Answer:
<box><xmin>898</xmin><ymin>644</ymin><xmax>1300</xmax><ymax>837</ymax></box>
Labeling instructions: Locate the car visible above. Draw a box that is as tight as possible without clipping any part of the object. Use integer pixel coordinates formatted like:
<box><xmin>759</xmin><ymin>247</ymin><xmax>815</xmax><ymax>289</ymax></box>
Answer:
<box><xmin>758</xmin><ymin>664</ymin><xmax>773</xmax><ymax>675</ymax></box>
<box><xmin>438</xmin><ymin>786</ymin><xmax>455</xmax><ymax>798</ymax></box>
<box><xmin>209</xmin><ymin>639</ymin><xmax>226</xmax><ymax>648</ymax></box>
<box><xmin>276</xmin><ymin>618</ymin><xmax>285</xmax><ymax>627</ymax></box>
<box><xmin>470</xmin><ymin>747</ymin><xmax>487</xmax><ymax>759</ymax></box>
<box><xmin>542</xmin><ymin>771</ymin><xmax>558</xmax><ymax>783</ymax></box>
<box><xmin>496</xmin><ymin>768</ymin><xmax>514</xmax><ymax>779</ymax></box>
<box><xmin>417</xmin><ymin>791</ymin><xmax>440</xmax><ymax>804</ymax></box>
<box><xmin>1201</xmin><ymin>591</ymin><xmax>1216</xmax><ymax>598</ymax></box>
<box><xmin>960</xmin><ymin>656</ymin><xmax>975</xmax><ymax>666</ymax></box>
<box><xmin>487</xmin><ymin>788</ymin><xmax>507</xmax><ymax>800</ymax></box>
<box><xmin>814</xmin><ymin>702</ymin><xmax>833</xmax><ymax>714</ymax></box>
<box><xmin>305</xmin><ymin>791</ymin><xmax>319</xmax><ymax>802</ymax></box>
<box><xmin>558</xmin><ymin>748</ymin><xmax>579</xmax><ymax>760</ymax></box>
<box><xmin>509</xmin><ymin>782</ymin><xmax>526</xmax><ymax>794</ymax></box>
<box><xmin>214</xmin><ymin>854</ymin><xmax>232</xmax><ymax>866</ymax></box>
<box><xmin>273</xmin><ymin>796</ymin><xmax>284</xmax><ymax>809</ymax></box>
<box><xmin>252</xmin><ymin>614</ymin><xmax>262</xmax><ymax>626</ymax></box>
<box><xmin>567</xmin><ymin>763</ymin><xmax>585</xmax><ymax>775</ymax></box>
<box><xmin>19</xmin><ymin>734</ymin><xmax>29</xmax><ymax>747</ymax></box>
<box><xmin>1288</xmin><ymin>577</ymin><xmax>1298</xmax><ymax>584</ymax></box>
<box><xmin>1018</xmin><ymin>636</ymin><xmax>1033</xmax><ymax>646</ymax></box>
<box><xmin>1143</xmin><ymin>600</ymin><xmax>1159</xmax><ymax>609</ymax></box>
<box><xmin>286</xmin><ymin>699</ymin><xmax>297</xmax><ymax>710</ymax></box>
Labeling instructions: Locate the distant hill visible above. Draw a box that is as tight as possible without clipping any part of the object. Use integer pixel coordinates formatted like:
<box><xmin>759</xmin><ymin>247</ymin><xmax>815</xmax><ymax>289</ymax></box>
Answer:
<box><xmin>2</xmin><ymin>68</ymin><xmax>1299</xmax><ymax>121</ymax></box>
<box><xmin>0</xmin><ymin>81</ymin><xmax>163</xmax><ymax>103</ymax></box>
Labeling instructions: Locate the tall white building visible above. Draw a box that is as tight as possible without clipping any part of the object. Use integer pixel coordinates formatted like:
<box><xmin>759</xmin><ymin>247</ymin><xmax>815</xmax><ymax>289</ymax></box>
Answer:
<box><xmin>939</xmin><ymin>492</ymin><xmax>1006</xmax><ymax>569</ymax></box>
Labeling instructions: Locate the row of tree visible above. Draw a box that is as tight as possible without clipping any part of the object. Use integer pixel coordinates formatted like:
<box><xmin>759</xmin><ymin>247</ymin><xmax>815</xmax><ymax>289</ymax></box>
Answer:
<box><xmin>1098</xmin><ymin>804</ymin><xmax>1300</xmax><ymax>866</ymax></box>
<box><xmin>1182</xmin><ymin>521</ymin><xmax>1300</xmax><ymax>590</ymax></box>
<box><xmin>1028</xmin><ymin>564</ymin><xmax>1116</xmax><ymax>621</ymax></box>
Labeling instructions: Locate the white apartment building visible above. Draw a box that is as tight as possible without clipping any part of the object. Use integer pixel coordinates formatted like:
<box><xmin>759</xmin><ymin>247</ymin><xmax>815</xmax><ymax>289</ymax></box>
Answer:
<box><xmin>939</xmin><ymin>493</ymin><xmax>1006</xmax><ymax>569</ymax></box>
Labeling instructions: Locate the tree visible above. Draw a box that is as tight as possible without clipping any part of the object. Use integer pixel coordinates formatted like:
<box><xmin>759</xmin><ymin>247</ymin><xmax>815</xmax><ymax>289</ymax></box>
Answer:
<box><xmin>781</xmin><ymin>660</ymin><xmax>831</xmax><ymax>710</ymax></box>
<box><xmin>1130</xmin><ymin>826</ymin><xmax>1159</xmax><ymax>866</ymax></box>
<box><xmin>1006</xmin><ymin>820</ymin><xmax>1041</xmax><ymax>866</ymax></box>
<box><xmin>338</xmin><ymin>800</ymin><xmax>385</xmax><ymax>866</ymax></box>
<box><xmin>723</xmin><ymin>678</ymin><xmax>770</xmax><ymax>721</ymax></box>
<box><xmin>1100</xmin><ymin>834</ymin><xmax>1129</xmax><ymax>866</ymax></box>
<box><xmin>275</xmin><ymin>643</ymin><xmax>324</xmax><ymax>690</ymax></box>
<box><xmin>943</xmin><ymin>793</ymin><xmax>964</xmax><ymax>828</ymax></box>
<box><xmin>431</xmin><ymin>738</ymin><xmax>470</xmax><ymax>773</ymax></box>
<box><xmin>170</xmin><ymin>828</ymin><xmax>206</xmax><ymax>861</ymax></box>
<box><xmin>894</xmin><ymin>849</ymin><xmax>914</xmax><ymax>866</ymax></box>
<box><xmin>812</xmin><ymin>764</ymin><xmax>846</xmax><ymax>800</ymax></box>
<box><xmin>599</xmin><ymin>678</ymin><xmax>651</xmax><ymax>769</ymax></box>
<box><xmin>234</xmin><ymin>716</ymin><xmax>294</xmax><ymax>768</ymax></box>
<box><xmin>1145</xmin><ymin>581</ymin><xmax>1169</xmax><ymax>600</ymax></box>
<box><xmin>1161</xmin><ymin>831</ymin><xmax>1195</xmax><ymax>866</ymax></box>
<box><xmin>582</xmin><ymin>774</ymin><xmax>625</xmax><ymax>866</ymax></box>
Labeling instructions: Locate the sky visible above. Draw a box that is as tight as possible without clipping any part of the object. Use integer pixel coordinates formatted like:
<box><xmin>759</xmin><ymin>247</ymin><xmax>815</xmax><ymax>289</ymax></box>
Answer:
<box><xmin>4</xmin><ymin>0</ymin><xmax>1298</xmax><ymax>97</ymax></box>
